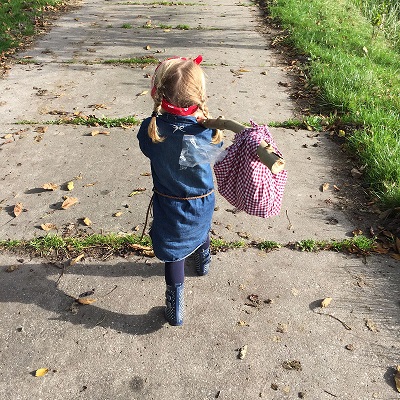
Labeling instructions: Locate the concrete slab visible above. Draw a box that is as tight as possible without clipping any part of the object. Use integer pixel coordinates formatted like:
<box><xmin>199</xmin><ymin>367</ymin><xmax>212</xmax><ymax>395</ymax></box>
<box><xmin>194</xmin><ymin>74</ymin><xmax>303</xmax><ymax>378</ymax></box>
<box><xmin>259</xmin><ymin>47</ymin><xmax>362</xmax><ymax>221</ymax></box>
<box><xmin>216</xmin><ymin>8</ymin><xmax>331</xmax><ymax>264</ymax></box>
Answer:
<box><xmin>0</xmin><ymin>0</ymin><xmax>398</xmax><ymax>399</ymax></box>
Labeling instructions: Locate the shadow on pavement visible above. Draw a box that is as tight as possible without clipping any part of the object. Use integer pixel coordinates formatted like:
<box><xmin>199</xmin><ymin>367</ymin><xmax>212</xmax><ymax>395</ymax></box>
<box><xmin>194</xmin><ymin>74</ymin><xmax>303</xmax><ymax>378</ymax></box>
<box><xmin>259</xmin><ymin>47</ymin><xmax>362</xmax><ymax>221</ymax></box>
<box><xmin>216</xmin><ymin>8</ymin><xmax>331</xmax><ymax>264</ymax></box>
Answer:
<box><xmin>0</xmin><ymin>260</ymin><xmax>168</xmax><ymax>335</ymax></box>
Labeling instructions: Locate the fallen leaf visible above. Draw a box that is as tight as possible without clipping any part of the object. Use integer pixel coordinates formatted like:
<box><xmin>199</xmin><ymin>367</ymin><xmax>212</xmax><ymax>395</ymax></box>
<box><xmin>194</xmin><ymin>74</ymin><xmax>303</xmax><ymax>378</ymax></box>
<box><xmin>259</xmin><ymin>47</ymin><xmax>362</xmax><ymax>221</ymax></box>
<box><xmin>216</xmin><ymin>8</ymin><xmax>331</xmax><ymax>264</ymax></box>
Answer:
<box><xmin>88</xmin><ymin>103</ymin><xmax>107</xmax><ymax>110</ymax></box>
<box><xmin>237</xmin><ymin>320</ymin><xmax>249</xmax><ymax>327</ymax></box>
<box><xmin>14</xmin><ymin>203</ymin><xmax>23</xmax><ymax>217</ymax></box>
<box><xmin>34</xmin><ymin>126</ymin><xmax>48</xmax><ymax>134</ymax></box>
<box><xmin>99</xmin><ymin>131</ymin><xmax>110</xmax><ymax>135</ymax></box>
<box><xmin>6</xmin><ymin>265</ymin><xmax>19</xmax><ymax>272</ymax></box>
<box><xmin>130</xmin><ymin>244</ymin><xmax>152</xmax><ymax>252</ymax></box>
<box><xmin>3</xmin><ymin>133</ymin><xmax>13</xmax><ymax>139</ymax></box>
<box><xmin>365</xmin><ymin>318</ymin><xmax>379</xmax><ymax>332</ymax></box>
<box><xmin>61</xmin><ymin>197</ymin><xmax>78</xmax><ymax>209</ymax></box>
<box><xmin>70</xmin><ymin>253</ymin><xmax>84</xmax><ymax>266</ymax></box>
<box><xmin>320</xmin><ymin>182</ymin><xmax>330</xmax><ymax>192</ymax></box>
<box><xmin>142</xmin><ymin>250</ymin><xmax>155</xmax><ymax>257</ymax></box>
<box><xmin>41</xmin><ymin>223</ymin><xmax>57</xmax><ymax>231</ymax></box>
<box><xmin>144</xmin><ymin>45</ymin><xmax>151</xmax><ymax>50</ymax></box>
<box><xmin>91</xmin><ymin>130</ymin><xmax>100</xmax><ymax>136</ymax></box>
<box><xmin>282</xmin><ymin>360</ymin><xmax>302</xmax><ymax>371</ymax></box>
<box><xmin>345</xmin><ymin>344</ymin><xmax>355</xmax><ymax>351</ymax></box>
<box><xmin>67</xmin><ymin>181</ymin><xmax>74</xmax><ymax>191</ymax></box>
<box><xmin>42</xmin><ymin>182</ymin><xmax>59</xmax><ymax>191</ymax></box>
<box><xmin>82</xmin><ymin>217</ymin><xmax>92</xmax><ymax>226</ymax></box>
<box><xmin>83</xmin><ymin>182</ymin><xmax>97</xmax><ymax>187</ymax></box>
<box><xmin>276</xmin><ymin>322</ymin><xmax>288</xmax><ymax>333</ymax></box>
<box><xmin>374</xmin><ymin>243</ymin><xmax>390</xmax><ymax>254</ymax></box>
<box><xmin>321</xmin><ymin>297</ymin><xmax>333</xmax><ymax>308</ymax></box>
<box><xmin>352</xmin><ymin>229</ymin><xmax>363</xmax><ymax>236</ymax></box>
<box><xmin>137</xmin><ymin>90</ymin><xmax>149</xmax><ymax>97</ymax></box>
<box><xmin>395</xmin><ymin>365</ymin><xmax>400</xmax><ymax>392</ymax></box>
<box><xmin>128</xmin><ymin>188</ymin><xmax>146</xmax><ymax>197</ymax></box>
<box><xmin>113</xmin><ymin>211</ymin><xmax>123</xmax><ymax>217</ymax></box>
<box><xmin>237</xmin><ymin>231</ymin><xmax>250</xmax><ymax>239</ymax></box>
<box><xmin>35</xmin><ymin>368</ymin><xmax>49</xmax><ymax>377</ymax></box>
<box><xmin>238</xmin><ymin>345</ymin><xmax>247</xmax><ymax>360</ymax></box>
<box><xmin>333</xmin><ymin>185</ymin><xmax>340</xmax><ymax>191</ymax></box>
<box><xmin>238</xmin><ymin>68</ymin><xmax>250</xmax><ymax>72</ymax></box>
<box><xmin>77</xmin><ymin>297</ymin><xmax>97</xmax><ymax>305</ymax></box>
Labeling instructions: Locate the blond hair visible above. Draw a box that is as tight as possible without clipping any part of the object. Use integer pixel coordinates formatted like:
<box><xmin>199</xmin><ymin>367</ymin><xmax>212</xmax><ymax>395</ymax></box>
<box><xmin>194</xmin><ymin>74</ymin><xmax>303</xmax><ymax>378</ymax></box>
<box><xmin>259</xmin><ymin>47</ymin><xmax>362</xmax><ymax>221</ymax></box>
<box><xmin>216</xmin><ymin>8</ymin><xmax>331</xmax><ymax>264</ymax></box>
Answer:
<box><xmin>148</xmin><ymin>58</ymin><xmax>222</xmax><ymax>144</ymax></box>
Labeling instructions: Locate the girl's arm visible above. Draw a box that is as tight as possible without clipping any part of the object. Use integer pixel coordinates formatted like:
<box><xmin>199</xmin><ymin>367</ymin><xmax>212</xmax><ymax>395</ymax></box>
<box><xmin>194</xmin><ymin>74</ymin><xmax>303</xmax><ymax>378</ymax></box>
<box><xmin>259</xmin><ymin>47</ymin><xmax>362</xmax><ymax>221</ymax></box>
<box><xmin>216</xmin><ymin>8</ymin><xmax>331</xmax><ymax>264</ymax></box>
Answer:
<box><xmin>199</xmin><ymin>117</ymin><xmax>286</xmax><ymax>174</ymax></box>
<box><xmin>200</xmin><ymin>117</ymin><xmax>246</xmax><ymax>133</ymax></box>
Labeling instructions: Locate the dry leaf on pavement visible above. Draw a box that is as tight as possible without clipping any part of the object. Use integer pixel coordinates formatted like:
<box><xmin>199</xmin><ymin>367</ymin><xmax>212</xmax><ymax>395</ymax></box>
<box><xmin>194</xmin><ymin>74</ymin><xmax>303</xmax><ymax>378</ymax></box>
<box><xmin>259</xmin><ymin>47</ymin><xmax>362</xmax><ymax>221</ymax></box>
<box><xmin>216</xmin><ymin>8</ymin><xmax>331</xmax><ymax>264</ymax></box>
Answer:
<box><xmin>67</xmin><ymin>181</ymin><xmax>74</xmax><ymax>191</ymax></box>
<box><xmin>61</xmin><ymin>197</ymin><xmax>78</xmax><ymax>209</ymax></box>
<box><xmin>14</xmin><ymin>203</ymin><xmax>23</xmax><ymax>217</ymax></box>
<box><xmin>34</xmin><ymin>368</ymin><xmax>49</xmax><ymax>377</ymax></box>
<box><xmin>238</xmin><ymin>345</ymin><xmax>248</xmax><ymax>360</ymax></box>
<box><xmin>82</xmin><ymin>217</ymin><xmax>92</xmax><ymax>226</ymax></box>
<box><xmin>70</xmin><ymin>253</ymin><xmax>84</xmax><ymax>266</ymax></box>
<box><xmin>321</xmin><ymin>297</ymin><xmax>333</xmax><ymax>308</ymax></box>
<box><xmin>41</xmin><ymin>223</ymin><xmax>57</xmax><ymax>231</ymax></box>
<box><xmin>395</xmin><ymin>365</ymin><xmax>400</xmax><ymax>392</ymax></box>
<box><xmin>42</xmin><ymin>182</ymin><xmax>59</xmax><ymax>191</ymax></box>
<box><xmin>365</xmin><ymin>318</ymin><xmax>379</xmax><ymax>332</ymax></box>
<box><xmin>320</xmin><ymin>182</ymin><xmax>330</xmax><ymax>192</ymax></box>
<box><xmin>34</xmin><ymin>126</ymin><xmax>48</xmax><ymax>134</ymax></box>
<box><xmin>77</xmin><ymin>297</ymin><xmax>97</xmax><ymax>305</ymax></box>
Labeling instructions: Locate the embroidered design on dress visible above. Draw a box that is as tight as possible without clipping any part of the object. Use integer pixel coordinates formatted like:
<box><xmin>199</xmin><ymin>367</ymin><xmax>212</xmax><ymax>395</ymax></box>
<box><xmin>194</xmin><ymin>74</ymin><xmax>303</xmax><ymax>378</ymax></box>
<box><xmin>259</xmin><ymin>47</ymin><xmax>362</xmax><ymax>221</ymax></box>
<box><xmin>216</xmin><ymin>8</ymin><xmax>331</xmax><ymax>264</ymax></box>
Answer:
<box><xmin>172</xmin><ymin>124</ymin><xmax>186</xmax><ymax>133</ymax></box>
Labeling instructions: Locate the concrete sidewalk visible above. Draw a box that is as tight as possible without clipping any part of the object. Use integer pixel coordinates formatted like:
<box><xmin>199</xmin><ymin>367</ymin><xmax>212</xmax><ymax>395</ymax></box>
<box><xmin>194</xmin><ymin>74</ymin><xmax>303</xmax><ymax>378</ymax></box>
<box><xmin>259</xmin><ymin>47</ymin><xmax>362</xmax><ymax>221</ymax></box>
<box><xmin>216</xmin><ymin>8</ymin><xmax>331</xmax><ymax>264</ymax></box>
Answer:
<box><xmin>0</xmin><ymin>1</ymin><xmax>399</xmax><ymax>399</ymax></box>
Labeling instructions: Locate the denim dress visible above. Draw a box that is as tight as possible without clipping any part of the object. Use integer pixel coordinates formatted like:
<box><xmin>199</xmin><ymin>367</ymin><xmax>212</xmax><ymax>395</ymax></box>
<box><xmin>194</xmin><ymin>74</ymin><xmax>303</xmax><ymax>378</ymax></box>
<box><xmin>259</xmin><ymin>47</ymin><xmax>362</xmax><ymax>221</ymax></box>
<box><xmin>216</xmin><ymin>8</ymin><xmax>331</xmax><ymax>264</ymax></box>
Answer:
<box><xmin>137</xmin><ymin>113</ymin><xmax>218</xmax><ymax>262</ymax></box>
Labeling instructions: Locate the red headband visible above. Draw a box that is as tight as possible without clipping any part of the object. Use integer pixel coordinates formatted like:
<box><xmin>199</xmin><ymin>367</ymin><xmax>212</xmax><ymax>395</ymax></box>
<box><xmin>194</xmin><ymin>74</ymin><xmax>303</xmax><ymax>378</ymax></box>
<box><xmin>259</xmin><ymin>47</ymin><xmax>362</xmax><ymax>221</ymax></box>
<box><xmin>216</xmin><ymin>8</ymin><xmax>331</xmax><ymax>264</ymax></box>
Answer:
<box><xmin>151</xmin><ymin>56</ymin><xmax>203</xmax><ymax>116</ymax></box>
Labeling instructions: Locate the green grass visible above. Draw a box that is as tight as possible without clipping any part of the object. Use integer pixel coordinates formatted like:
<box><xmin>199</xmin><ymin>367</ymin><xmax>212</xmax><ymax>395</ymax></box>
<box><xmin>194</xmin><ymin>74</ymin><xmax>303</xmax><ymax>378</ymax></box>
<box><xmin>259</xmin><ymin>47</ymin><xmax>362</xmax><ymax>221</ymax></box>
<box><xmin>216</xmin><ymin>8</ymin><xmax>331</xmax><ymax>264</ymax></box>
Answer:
<box><xmin>0</xmin><ymin>0</ymin><xmax>64</xmax><ymax>54</ymax></box>
<box><xmin>259</xmin><ymin>0</ymin><xmax>400</xmax><ymax>207</ymax></box>
<box><xmin>117</xmin><ymin>1</ymin><xmax>198</xmax><ymax>5</ymax></box>
<box><xmin>102</xmin><ymin>56</ymin><xmax>159</xmax><ymax>65</ymax></box>
<box><xmin>0</xmin><ymin>234</ymin><xmax>378</xmax><ymax>258</ymax></box>
<box><xmin>55</xmin><ymin>115</ymin><xmax>141</xmax><ymax>128</ymax></box>
<box><xmin>17</xmin><ymin>115</ymin><xmax>140</xmax><ymax>128</ymax></box>
<box><xmin>0</xmin><ymin>234</ymin><xmax>152</xmax><ymax>257</ymax></box>
<box><xmin>295</xmin><ymin>236</ymin><xmax>375</xmax><ymax>252</ymax></box>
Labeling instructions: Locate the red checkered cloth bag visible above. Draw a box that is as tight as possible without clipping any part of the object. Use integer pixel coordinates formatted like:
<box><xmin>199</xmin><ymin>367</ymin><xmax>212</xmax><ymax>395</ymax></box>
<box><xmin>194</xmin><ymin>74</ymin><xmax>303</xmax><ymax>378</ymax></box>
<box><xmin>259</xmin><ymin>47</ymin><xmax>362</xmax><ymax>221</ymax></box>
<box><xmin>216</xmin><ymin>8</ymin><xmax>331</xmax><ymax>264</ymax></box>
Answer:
<box><xmin>213</xmin><ymin>121</ymin><xmax>287</xmax><ymax>218</ymax></box>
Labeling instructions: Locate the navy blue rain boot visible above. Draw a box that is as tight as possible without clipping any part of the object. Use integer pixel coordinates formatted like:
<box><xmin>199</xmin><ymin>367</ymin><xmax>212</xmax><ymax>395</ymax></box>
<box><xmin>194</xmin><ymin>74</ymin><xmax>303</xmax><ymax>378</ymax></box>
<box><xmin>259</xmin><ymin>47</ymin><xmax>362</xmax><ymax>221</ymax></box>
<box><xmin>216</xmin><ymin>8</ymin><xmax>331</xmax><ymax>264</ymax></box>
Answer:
<box><xmin>165</xmin><ymin>283</ymin><xmax>184</xmax><ymax>326</ymax></box>
<box><xmin>194</xmin><ymin>246</ymin><xmax>211</xmax><ymax>276</ymax></box>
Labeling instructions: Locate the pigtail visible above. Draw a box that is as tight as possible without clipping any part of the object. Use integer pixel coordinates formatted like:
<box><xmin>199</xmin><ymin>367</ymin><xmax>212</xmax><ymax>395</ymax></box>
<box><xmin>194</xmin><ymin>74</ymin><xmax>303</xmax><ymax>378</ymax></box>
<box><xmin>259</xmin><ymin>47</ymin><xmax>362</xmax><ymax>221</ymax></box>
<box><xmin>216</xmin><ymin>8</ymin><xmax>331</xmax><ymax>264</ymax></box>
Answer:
<box><xmin>148</xmin><ymin>100</ymin><xmax>164</xmax><ymax>143</ymax></box>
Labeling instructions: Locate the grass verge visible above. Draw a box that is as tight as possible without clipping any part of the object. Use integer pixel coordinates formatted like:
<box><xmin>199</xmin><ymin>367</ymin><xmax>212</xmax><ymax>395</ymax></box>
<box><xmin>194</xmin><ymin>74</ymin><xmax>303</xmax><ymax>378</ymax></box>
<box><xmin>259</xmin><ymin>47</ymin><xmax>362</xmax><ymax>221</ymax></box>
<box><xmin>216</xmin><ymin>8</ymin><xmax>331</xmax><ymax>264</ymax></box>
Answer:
<box><xmin>258</xmin><ymin>0</ymin><xmax>400</xmax><ymax>207</ymax></box>
<box><xmin>0</xmin><ymin>0</ymin><xmax>66</xmax><ymax>56</ymax></box>
<box><xmin>17</xmin><ymin>115</ymin><xmax>141</xmax><ymax>128</ymax></box>
<box><xmin>0</xmin><ymin>234</ymin><xmax>379</xmax><ymax>260</ymax></box>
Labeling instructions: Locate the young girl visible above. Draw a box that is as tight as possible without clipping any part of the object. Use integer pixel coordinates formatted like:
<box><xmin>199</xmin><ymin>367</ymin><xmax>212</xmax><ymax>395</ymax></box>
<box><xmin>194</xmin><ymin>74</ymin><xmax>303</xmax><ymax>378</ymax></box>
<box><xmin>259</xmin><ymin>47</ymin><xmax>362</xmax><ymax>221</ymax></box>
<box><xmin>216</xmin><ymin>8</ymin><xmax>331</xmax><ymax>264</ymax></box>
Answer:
<box><xmin>137</xmin><ymin>56</ymin><xmax>222</xmax><ymax>326</ymax></box>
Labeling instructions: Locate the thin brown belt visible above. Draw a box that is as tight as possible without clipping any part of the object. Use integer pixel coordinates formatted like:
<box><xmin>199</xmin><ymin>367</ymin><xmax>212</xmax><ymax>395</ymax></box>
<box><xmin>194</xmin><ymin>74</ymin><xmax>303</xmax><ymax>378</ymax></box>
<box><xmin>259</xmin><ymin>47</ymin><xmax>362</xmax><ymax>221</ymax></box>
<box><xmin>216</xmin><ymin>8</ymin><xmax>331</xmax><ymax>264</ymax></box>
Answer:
<box><xmin>140</xmin><ymin>188</ymin><xmax>214</xmax><ymax>240</ymax></box>
<box><xmin>153</xmin><ymin>188</ymin><xmax>214</xmax><ymax>200</ymax></box>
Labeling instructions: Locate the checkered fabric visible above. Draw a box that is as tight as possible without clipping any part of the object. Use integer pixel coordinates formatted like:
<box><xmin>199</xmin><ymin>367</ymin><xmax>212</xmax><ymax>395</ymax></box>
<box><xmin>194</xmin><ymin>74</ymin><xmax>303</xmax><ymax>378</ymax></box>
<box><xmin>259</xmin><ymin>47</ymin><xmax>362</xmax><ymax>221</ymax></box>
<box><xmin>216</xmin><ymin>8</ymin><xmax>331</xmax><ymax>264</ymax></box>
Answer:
<box><xmin>213</xmin><ymin>121</ymin><xmax>287</xmax><ymax>218</ymax></box>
